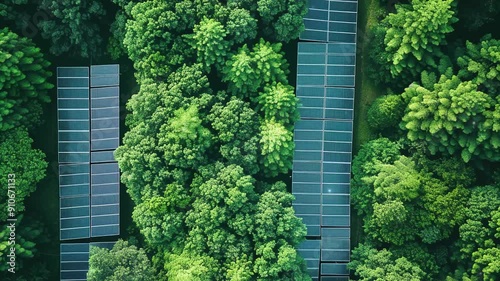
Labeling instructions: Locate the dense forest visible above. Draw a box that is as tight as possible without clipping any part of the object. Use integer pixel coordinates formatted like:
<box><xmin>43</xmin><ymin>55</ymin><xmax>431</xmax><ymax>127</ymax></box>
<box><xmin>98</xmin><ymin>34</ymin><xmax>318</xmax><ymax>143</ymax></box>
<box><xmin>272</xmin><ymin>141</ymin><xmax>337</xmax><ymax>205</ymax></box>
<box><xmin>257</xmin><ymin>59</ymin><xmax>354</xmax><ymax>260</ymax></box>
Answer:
<box><xmin>351</xmin><ymin>0</ymin><xmax>500</xmax><ymax>280</ymax></box>
<box><xmin>0</xmin><ymin>0</ymin><xmax>499</xmax><ymax>280</ymax></box>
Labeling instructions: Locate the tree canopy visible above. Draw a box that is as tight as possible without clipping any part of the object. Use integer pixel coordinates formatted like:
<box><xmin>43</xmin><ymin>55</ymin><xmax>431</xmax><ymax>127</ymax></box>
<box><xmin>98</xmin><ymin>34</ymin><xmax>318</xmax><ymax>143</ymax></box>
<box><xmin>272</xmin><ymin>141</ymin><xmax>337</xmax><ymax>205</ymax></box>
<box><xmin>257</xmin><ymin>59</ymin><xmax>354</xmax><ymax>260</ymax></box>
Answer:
<box><xmin>37</xmin><ymin>0</ymin><xmax>106</xmax><ymax>57</ymax></box>
<box><xmin>87</xmin><ymin>240</ymin><xmax>155</xmax><ymax>281</ymax></box>
<box><xmin>0</xmin><ymin>27</ymin><xmax>53</xmax><ymax>131</ymax></box>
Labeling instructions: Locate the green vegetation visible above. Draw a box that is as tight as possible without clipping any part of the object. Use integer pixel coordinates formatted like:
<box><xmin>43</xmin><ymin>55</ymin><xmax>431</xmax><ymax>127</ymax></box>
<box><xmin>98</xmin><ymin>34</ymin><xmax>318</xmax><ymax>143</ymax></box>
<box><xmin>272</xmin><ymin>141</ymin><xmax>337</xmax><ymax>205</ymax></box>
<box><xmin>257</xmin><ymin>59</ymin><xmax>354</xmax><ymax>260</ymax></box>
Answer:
<box><xmin>351</xmin><ymin>0</ymin><xmax>500</xmax><ymax>280</ymax></box>
<box><xmin>88</xmin><ymin>240</ymin><xmax>155</xmax><ymax>281</ymax></box>
<box><xmin>0</xmin><ymin>21</ymin><xmax>51</xmax><ymax>281</ymax></box>
<box><xmin>1</xmin><ymin>0</ymin><xmax>499</xmax><ymax>280</ymax></box>
<box><xmin>112</xmin><ymin>0</ymin><xmax>308</xmax><ymax>279</ymax></box>
<box><xmin>0</xmin><ymin>28</ymin><xmax>53</xmax><ymax>131</ymax></box>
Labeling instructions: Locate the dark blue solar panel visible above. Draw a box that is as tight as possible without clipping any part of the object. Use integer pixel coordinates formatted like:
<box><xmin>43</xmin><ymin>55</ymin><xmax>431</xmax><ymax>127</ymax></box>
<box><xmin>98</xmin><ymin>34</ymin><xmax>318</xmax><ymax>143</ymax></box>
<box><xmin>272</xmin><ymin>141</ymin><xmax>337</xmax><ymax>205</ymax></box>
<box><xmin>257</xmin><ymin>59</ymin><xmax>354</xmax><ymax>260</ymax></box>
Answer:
<box><xmin>90</xmin><ymin>163</ymin><xmax>120</xmax><ymax>237</ymax></box>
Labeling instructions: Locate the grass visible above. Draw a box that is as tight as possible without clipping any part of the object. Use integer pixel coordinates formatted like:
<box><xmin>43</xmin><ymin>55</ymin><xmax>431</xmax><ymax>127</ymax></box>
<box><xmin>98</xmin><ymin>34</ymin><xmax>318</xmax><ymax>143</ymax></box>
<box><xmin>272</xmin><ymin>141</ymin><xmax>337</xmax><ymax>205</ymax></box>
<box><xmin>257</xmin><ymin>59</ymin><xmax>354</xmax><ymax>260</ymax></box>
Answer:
<box><xmin>351</xmin><ymin>0</ymin><xmax>385</xmax><ymax>248</ymax></box>
<box><xmin>353</xmin><ymin>0</ymin><xmax>385</xmax><ymax>154</ymax></box>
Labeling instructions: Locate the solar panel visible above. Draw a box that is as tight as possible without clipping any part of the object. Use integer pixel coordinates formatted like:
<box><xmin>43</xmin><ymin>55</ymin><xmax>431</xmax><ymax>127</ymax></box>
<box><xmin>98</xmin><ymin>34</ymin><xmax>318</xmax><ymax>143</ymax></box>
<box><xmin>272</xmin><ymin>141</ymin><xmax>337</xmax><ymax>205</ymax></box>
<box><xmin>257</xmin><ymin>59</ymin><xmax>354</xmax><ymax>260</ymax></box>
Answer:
<box><xmin>298</xmin><ymin>240</ymin><xmax>321</xmax><ymax>281</ymax></box>
<box><xmin>91</xmin><ymin>150</ymin><xmax>116</xmax><ymax>163</ymax></box>
<box><xmin>91</xmin><ymin>87</ymin><xmax>120</xmax><ymax>151</ymax></box>
<box><xmin>60</xmin><ymin>196</ymin><xmax>90</xmax><ymax>240</ymax></box>
<box><xmin>90</xmin><ymin>163</ymin><xmax>120</xmax><ymax>237</ymax></box>
<box><xmin>60</xmin><ymin>242</ymin><xmax>116</xmax><ymax>281</ymax></box>
<box><xmin>90</xmin><ymin>65</ymin><xmax>119</xmax><ymax>87</ymax></box>
<box><xmin>297</xmin><ymin>42</ymin><xmax>356</xmax><ymax>89</ymax></box>
<box><xmin>301</xmin><ymin>0</ymin><xmax>358</xmax><ymax>43</ymax></box>
<box><xmin>57</xmin><ymin>67</ymin><xmax>90</xmax><ymax>164</ymax></box>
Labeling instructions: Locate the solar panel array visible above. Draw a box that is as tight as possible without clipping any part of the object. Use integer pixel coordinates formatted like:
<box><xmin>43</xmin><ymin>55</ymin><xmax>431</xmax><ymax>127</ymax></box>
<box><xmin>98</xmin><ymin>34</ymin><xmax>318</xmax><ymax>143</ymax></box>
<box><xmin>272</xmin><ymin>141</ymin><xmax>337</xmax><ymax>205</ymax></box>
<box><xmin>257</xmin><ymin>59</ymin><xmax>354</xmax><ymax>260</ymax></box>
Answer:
<box><xmin>58</xmin><ymin>65</ymin><xmax>120</xmax><ymax>241</ymax></box>
<box><xmin>60</xmin><ymin>164</ymin><xmax>91</xmax><ymax>240</ymax></box>
<box><xmin>60</xmin><ymin>242</ymin><xmax>115</xmax><ymax>281</ymax></box>
<box><xmin>301</xmin><ymin>0</ymin><xmax>358</xmax><ymax>43</ymax></box>
<box><xmin>294</xmin><ymin>1</ymin><xmax>358</xmax><ymax>279</ymax></box>
<box><xmin>57</xmin><ymin>67</ymin><xmax>90</xmax><ymax>164</ymax></box>
<box><xmin>91</xmin><ymin>163</ymin><xmax>120</xmax><ymax>237</ymax></box>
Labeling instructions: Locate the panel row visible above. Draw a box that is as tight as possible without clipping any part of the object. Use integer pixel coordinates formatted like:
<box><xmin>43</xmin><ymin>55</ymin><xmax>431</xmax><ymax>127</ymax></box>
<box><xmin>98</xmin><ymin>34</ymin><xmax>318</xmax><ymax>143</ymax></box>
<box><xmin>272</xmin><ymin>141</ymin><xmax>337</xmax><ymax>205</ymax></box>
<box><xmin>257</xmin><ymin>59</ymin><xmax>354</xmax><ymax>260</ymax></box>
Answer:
<box><xmin>60</xmin><ymin>163</ymin><xmax>120</xmax><ymax>240</ymax></box>
<box><xmin>91</xmin><ymin>87</ymin><xmax>120</xmax><ymax>151</ymax></box>
<box><xmin>301</xmin><ymin>0</ymin><xmax>358</xmax><ymax>43</ymax></box>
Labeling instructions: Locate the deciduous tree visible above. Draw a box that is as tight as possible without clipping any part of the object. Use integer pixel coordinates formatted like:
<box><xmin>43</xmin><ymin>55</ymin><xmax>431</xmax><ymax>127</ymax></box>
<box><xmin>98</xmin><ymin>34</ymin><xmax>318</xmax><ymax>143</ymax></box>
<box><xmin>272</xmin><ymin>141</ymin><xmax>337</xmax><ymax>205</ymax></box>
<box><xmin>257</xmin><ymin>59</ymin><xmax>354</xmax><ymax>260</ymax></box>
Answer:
<box><xmin>87</xmin><ymin>240</ymin><xmax>155</xmax><ymax>281</ymax></box>
<box><xmin>259</xmin><ymin>120</ymin><xmax>294</xmax><ymax>177</ymax></box>
<box><xmin>38</xmin><ymin>0</ymin><xmax>106</xmax><ymax>57</ymax></box>
<box><xmin>0</xmin><ymin>28</ymin><xmax>52</xmax><ymax>131</ymax></box>
<box><xmin>0</xmin><ymin>128</ymin><xmax>47</xmax><ymax>220</ymax></box>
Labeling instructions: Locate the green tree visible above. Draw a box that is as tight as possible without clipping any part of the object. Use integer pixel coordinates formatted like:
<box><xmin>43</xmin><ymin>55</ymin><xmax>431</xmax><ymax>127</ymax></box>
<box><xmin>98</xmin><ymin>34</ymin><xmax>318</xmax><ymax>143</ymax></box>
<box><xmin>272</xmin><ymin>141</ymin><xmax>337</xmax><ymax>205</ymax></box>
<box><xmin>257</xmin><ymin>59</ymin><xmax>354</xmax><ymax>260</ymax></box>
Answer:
<box><xmin>0</xmin><ymin>215</ymin><xmax>45</xmax><ymax>272</ymax></box>
<box><xmin>124</xmin><ymin>0</ymin><xmax>194</xmax><ymax>81</ymax></box>
<box><xmin>158</xmin><ymin>105</ymin><xmax>213</xmax><ymax>170</ymax></box>
<box><xmin>116</xmin><ymin>65</ymin><xmax>214</xmax><ymax>204</ymax></box>
<box><xmin>38</xmin><ymin>0</ymin><xmax>106</xmax><ymax>57</ymax></box>
<box><xmin>0</xmin><ymin>28</ymin><xmax>53</xmax><ymax>131</ymax></box>
<box><xmin>259</xmin><ymin>120</ymin><xmax>294</xmax><ymax>178</ymax></box>
<box><xmin>208</xmin><ymin>97</ymin><xmax>260</xmax><ymax>175</ymax></box>
<box><xmin>190</xmin><ymin>17</ymin><xmax>230</xmax><ymax>71</ymax></box>
<box><xmin>401</xmin><ymin>75</ymin><xmax>499</xmax><ymax>162</ymax></box>
<box><xmin>457</xmin><ymin>35</ymin><xmax>500</xmax><ymax>95</ymax></box>
<box><xmin>108</xmin><ymin>0</ymin><xmax>142</xmax><ymax>59</ymax></box>
<box><xmin>372</xmin><ymin>0</ymin><xmax>457</xmax><ymax>86</ymax></box>
<box><xmin>257</xmin><ymin>83</ymin><xmax>299</xmax><ymax>128</ymax></box>
<box><xmin>177</xmin><ymin>164</ymin><xmax>309</xmax><ymax>280</ymax></box>
<box><xmin>471</xmin><ymin>247</ymin><xmax>500</xmax><ymax>281</ymax></box>
<box><xmin>252</xmin><ymin>182</ymin><xmax>310</xmax><ymax>281</ymax></box>
<box><xmin>367</xmin><ymin>95</ymin><xmax>406</xmax><ymax>133</ymax></box>
<box><xmin>349</xmin><ymin>244</ymin><xmax>425</xmax><ymax>281</ymax></box>
<box><xmin>0</xmin><ymin>128</ymin><xmax>47</xmax><ymax>220</ymax></box>
<box><xmin>363</xmin><ymin>155</ymin><xmax>469</xmax><ymax>245</ymax></box>
<box><xmin>222</xmin><ymin>39</ymin><xmax>289</xmax><ymax>97</ymax></box>
<box><xmin>351</xmin><ymin>138</ymin><xmax>401</xmax><ymax>216</ymax></box>
<box><xmin>87</xmin><ymin>240</ymin><xmax>155</xmax><ymax>281</ymax></box>
<box><xmin>214</xmin><ymin>5</ymin><xmax>257</xmax><ymax>45</ymax></box>
<box><xmin>165</xmin><ymin>252</ymin><xmax>218</xmax><ymax>281</ymax></box>
<box><xmin>453</xmin><ymin>186</ymin><xmax>500</xmax><ymax>280</ymax></box>
<box><xmin>257</xmin><ymin>0</ymin><xmax>307</xmax><ymax>42</ymax></box>
<box><xmin>132</xmin><ymin>191</ymin><xmax>189</xmax><ymax>249</ymax></box>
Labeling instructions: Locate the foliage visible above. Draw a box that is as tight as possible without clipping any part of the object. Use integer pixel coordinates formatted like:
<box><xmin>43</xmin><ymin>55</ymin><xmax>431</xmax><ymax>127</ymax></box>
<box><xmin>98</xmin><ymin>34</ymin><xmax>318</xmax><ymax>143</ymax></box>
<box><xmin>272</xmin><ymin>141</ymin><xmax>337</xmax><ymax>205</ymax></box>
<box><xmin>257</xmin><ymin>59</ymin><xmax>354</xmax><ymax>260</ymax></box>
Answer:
<box><xmin>176</xmin><ymin>164</ymin><xmax>309</xmax><ymax>280</ymax></box>
<box><xmin>116</xmin><ymin>0</ymin><xmax>305</xmax><ymax>278</ymax></box>
<box><xmin>0</xmin><ymin>28</ymin><xmax>53</xmax><ymax>131</ymax></box>
<box><xmin>457</xmin><ymin>35</ymin><xmax>500</xmax><ymax>96</ymax></box>
<box><xmin>401</xmin><ymin>75</ymin><xmax>500</xmax><ymax>162</ymax></box>
<box><xmin>257</xmin><ymin>82</ymin><xmax>300</xmax><ymax>128</ymax></box>
<box><xmin>349</xmin><ymin>244</ymin><xmax>426</xmax><ymax>281</ymax></box>
<box><xmin>222</xmin><ymin>39</ymin><xmax>289</xmax><ymax>98</ymax></box>
<box><xmin>257</xmin><ymin>0</ymin><xmax>307</xmax><ymax>42</ymax></box>
<box><xmin>190</xmin><ymin>17</ymin><xmax>231</xmax><ymax>71</ymax></box>
<box><xmin>0</xmin><ymin>215</ymin><xmax>45</xmax><ymax>272</ymax></box>
<box><xmin>38</xmin><ymin>0</ymin><xmax>106</xmax><ymax>57</ymax></box>
<box><xmin>132</xmin><ymin>191</ymin><xmax>189</xmax><ymax>249</ymax></box>
<box><xmin>351</xmin><ymin>138</ymin><xmax>401</xmax><ymax>216</ymax></box>
<box><xmin>116</xmin><ymin>65</ymin><xmax>214</xmax><ymax>204</ymax></box>
<box><xmin>214</xmin><ymin>5</ymin><xmax>257</xmax><ymax>45</ymax></box>
<box><xmin>0</xmin><ymin>128</ymin><xmax>47</xmax><ymax>221</ymax></box>
<box><xmin>124</xmin><ymin>0</ymin><xmax>194</xmax><ymax>81</ymax></box>
<box><xmin>208</xmin><ymin>97</ymin><xmax>260</xmax><ymax>175</ymax></box>
<box><xmin>158</xmin><ymin>105</ymin><xmax>213</xmax><ymax>170</ymax></box>
<box><xmin>361</xmin><ymin>154</ymin><xmax>469</xmax><ymax>245</ymax></box>
<box><xmin>453</xmin><ymin>185</ymin><xmax>500</xmax><ymax>280</ymax></box>
<box><xmin>371</xmin><ymin>0</ymin><xmax>457</xmax><ymax>86</ymax></box>
<box><xmin>87</xmin><ymin>240</ymin><xmax>155</xmax><ymax>281</ymax></box>
<box><xmin>259</xmin><ymin>120</ymin><xmax>294</xmax><ymax>178</ymax></box>
<box><xmin>367</xmin><ymin>94</ymin><xmax>405</xmax><ymax>133</ymax></box>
